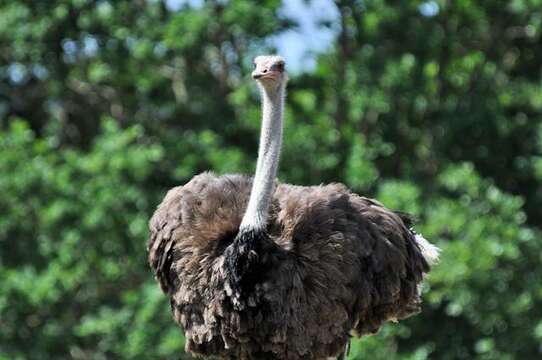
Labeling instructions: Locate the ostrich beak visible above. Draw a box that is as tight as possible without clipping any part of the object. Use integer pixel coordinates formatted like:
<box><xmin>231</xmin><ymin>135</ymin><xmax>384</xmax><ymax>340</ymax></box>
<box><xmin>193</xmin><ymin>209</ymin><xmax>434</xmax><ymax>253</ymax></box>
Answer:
<box><xmin>252</xmin><ymin>69</ymin><xmax>280</xmax><ymax>80</ymax></box>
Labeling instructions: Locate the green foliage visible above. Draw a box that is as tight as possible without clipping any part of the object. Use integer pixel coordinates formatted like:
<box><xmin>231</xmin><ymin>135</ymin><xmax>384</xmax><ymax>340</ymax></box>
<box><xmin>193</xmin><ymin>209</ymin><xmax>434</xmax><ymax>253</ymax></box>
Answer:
<box><xmin>0</xmin><ymin>120</ymin><xmax>180</xmax><ymax>359</ymax></box>
<box><xmin>1</xmin><ymin>0</ymin><xmax>541</xmax><ymax>359</ymax></box>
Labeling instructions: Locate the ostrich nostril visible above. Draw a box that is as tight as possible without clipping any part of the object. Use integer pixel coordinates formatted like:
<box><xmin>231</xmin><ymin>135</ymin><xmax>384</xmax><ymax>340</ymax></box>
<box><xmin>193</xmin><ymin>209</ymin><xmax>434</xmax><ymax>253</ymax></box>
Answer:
<box><xmin>263</xmin><ymin>69</ymin><xmax>268</xmax><ymax>73</ymax></box>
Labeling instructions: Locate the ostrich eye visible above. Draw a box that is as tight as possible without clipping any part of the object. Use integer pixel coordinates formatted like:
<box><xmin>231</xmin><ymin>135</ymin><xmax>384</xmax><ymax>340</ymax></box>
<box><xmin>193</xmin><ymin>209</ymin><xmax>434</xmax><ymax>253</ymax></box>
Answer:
<box><xmin>276</xmin><ymin>62</ymin><xmax>285</xmax><ymax>71</ymax></box>
<box><xmin>253</xmin><ymin>62</ymin><xmax>257</xmax><ymax>69</ymax></box>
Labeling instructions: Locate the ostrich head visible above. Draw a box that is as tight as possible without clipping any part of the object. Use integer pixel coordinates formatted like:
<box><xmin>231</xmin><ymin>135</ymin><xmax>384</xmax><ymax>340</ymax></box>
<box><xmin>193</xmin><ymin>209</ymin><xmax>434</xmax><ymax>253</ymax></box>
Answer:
<box><xmin>252</xmin><ymin>55</ymin><xmax>288</xmax><ymax>91</ymax></box>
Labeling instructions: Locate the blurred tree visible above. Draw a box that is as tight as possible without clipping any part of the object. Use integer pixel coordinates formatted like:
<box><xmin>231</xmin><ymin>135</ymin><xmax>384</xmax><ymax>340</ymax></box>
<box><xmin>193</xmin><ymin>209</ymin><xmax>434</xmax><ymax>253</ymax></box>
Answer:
<box><xmin>0</xmin><ymin>120</ymin><xmax>175</xmax><ymax>358</ymax></box>
<box><xmin>1</xmin><ymin>0</ymin><xmax>541</xmax><ymax>359</ymax></box>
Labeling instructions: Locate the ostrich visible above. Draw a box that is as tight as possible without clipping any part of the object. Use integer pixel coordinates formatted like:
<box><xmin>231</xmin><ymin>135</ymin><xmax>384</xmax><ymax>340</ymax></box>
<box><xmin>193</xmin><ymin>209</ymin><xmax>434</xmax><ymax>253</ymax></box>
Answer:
<box><xmin>148</xmin><ymin>55</ymin><xmax>439</xmax><ymax>359</ymax></box>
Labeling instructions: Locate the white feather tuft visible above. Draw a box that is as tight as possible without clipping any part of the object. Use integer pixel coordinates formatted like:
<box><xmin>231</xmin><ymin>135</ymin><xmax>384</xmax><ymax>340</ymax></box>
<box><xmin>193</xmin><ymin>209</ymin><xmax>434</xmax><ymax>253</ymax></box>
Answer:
<box><xmin>414</xmin><ymin>233</ymin><xmax>440</xmax><ymax>266</ymax></box>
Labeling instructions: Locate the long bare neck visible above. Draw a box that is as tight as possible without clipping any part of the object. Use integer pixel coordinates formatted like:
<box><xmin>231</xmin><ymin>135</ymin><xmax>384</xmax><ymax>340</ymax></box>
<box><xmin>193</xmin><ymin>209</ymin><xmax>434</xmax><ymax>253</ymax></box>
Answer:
<box><xmin>239</xmin><ymin>83</ymin><xmax>285</xmax><ymax>231</ymax></box>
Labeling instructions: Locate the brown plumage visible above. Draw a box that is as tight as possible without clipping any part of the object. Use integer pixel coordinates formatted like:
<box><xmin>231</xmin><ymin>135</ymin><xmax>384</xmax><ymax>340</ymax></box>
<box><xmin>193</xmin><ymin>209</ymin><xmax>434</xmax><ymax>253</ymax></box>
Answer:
<box><xmin>147</xmin><ymin>55</ymin><xmax>439</xmax><ymax>359</ymax></box>
<box><xmin>148</xmin><ymin>173</ymin><xmax>436</xmax><ymax>359</ymax></box>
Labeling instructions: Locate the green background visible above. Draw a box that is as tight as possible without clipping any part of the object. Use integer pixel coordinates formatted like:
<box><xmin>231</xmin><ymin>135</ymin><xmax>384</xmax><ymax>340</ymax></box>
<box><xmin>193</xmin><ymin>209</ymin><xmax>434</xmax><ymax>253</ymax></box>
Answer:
<box><xmin>1</xmin><ymin>0</ymin><xmax>541</xmax><ymax>359</ymax></box>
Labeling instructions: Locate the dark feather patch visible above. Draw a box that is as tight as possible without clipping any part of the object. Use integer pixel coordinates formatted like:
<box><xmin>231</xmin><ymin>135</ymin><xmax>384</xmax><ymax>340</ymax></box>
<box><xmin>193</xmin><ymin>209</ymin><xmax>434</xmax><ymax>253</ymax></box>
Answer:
<box><xmin>225</xmin><ymin>229</ymin><xmax>275</xmax><ymax>299</ymax></box>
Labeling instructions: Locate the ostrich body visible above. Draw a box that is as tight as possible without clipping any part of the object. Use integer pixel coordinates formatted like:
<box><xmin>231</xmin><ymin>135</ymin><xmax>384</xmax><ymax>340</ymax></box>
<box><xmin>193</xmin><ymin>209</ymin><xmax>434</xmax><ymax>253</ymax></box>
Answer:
<box><xmin>148</xmin><ymin>55</ymin><xmax>439</xmax><ymax>359</ymax></box>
